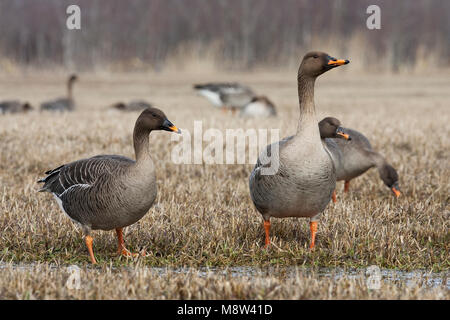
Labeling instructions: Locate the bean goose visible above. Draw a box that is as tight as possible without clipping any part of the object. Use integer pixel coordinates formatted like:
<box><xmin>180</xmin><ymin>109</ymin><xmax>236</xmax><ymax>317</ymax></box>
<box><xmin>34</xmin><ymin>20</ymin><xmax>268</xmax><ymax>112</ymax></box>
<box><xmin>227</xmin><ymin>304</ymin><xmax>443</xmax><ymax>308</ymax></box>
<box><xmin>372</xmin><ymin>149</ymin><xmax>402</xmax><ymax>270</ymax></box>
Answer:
<box><xmin>40</xmin><ymin>74</ymin><xmax>77</xmax><ymax>112</ymax></box>
<box><xmin>0</xmin><ymin>101</ymin><xmax>33</xmax><ymax>114</ymax></box>
<box><xmin>38</xmin><ymin>107</ymin><xmax>180</xmax><ymax>264</ymax></box>
<box><xmin>111</xmin><ymin>100</ymin><xmax>152</xmax><ymax>112</ymax></box>
<box><xmin>321</xmin><ymin>120</ymin><xmax>401</xmax><ymax>201</ymax></box>
<box><xmin>240</xmin><ymin>96</ymin><xmax>277</xmax><ymax>118</ymax></box>
<box><xmin>249</xmin><ymin>52</ymin><xmax>349</xmax><ymax>249</ymax></box>
<box><xmin>194</xmin><ymin>82</ymin><xmax>255</xmax><ymax>113</ymax></box>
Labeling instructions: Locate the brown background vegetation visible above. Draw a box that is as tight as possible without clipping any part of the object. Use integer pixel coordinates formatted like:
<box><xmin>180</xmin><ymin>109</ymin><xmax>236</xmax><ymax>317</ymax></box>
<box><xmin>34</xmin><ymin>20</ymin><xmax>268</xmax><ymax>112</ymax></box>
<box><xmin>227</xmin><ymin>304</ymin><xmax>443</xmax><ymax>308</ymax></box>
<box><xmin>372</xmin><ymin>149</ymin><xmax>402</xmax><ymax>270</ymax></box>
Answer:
<box><xmin>0</xmin><ymin>0</ymin><xmax>448</xmax><ymax>72</ymax></box>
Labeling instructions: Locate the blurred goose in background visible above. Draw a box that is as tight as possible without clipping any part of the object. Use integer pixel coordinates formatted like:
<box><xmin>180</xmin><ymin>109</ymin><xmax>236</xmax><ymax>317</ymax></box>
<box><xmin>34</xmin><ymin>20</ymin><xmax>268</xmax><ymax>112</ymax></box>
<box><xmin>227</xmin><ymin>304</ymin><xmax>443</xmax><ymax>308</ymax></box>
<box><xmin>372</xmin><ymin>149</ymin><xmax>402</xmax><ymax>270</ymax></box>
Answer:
<box><xmin>111</xmin><ymin>100</ymin><xmax>152</xmax><ymax>112</ymax></box>
<box><xmin>321</xmin><ymin>119</ymin><xmax>401</xmax><ymax>201</ymax></box>
<box><xmin>38</xmin><ymin>107</ymin><xmax>181</xmax><ymax>264</ymax></box>
<box><xmin>249</xmin><ymin>51</ymin><xmax>349</xmax><ymax>249</ymax></box>
<box><xmin>40</xmin><ymin>74</ymin><xmax>77</xmax><ymax>112</ymax></box>
<box><xmin>0</xmin><ymin>101</ymin><xmax>33</xmax><ymax>114</ymax></box>
<box><xmin>240</xmin><ymin>96</ymin><xmax>277</xmax><ymax>118</ymax></box>
<box><xmin>193</xmin><ymin>82</ymin><xmax>255</xmax><ymax>113</ymax></box>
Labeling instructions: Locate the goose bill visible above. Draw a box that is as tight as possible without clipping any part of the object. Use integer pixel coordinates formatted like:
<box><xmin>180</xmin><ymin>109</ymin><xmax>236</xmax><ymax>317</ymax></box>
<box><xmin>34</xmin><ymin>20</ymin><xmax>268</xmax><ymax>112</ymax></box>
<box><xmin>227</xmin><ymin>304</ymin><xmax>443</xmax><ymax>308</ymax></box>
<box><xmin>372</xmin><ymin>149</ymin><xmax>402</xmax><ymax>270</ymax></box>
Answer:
<box><xmin>162</xmin><ymin>119</ymin><xmax>181</xmax><ymax>134</ymax></box>
<box><xmin>327</xmin><ymin>59</ymin><xmax>349</xmax><ymax>67</ymax></box>
<box><xmin>391</xmin><ymin>187</ymin><xmax>401</xmax><ymax>198</ymax></box>
<box><xmin>336</xmin><ymin>127</ymin><xmax>351</xmax><ymax>140</ymax></box>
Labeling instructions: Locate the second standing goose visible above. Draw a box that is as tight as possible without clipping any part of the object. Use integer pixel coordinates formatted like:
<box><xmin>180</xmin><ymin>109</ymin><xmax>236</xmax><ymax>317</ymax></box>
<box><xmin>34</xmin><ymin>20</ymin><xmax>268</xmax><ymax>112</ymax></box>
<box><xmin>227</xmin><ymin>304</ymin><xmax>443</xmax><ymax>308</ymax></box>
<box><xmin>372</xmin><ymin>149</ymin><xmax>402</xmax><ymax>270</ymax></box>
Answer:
<box><xmin>321</xmin><ymin>120</ymin><xmax>401</xmax><ymax>200</ymax></box>
<box><xmin>40</xmin><ymin>74</ymin><xmax>78</xmax><ymax>112</ymax></box>
<box><xmin>38</xmin><ymin>107</ymin><xmax>180</xmax><ymax>264</ymax></box>
<box><xmin>249</xmin><ymin>52</ymin><xmax>349</xmax><ymax>249</ymax></box>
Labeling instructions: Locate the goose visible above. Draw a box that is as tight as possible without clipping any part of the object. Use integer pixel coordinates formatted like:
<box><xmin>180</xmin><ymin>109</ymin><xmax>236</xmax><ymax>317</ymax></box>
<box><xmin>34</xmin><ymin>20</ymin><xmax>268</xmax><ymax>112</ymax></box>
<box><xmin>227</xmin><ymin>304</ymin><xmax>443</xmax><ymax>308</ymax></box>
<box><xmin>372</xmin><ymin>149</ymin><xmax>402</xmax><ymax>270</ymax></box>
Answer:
<box><xmin>40</xmin><ymin>74</ymin><xmax>77</xmax><ymax>112</ymax></box>
<box><xmin>0</xmin><ymin>101</ymin><xmax>33</xmax><ymax>114</ymax></box>
<box><xmin>249</xmin><ymin>51</ymin><xmax>349</xmax><ymax>249</ymax></box>
<box><xmin>240</xmin><ymin>96</ymin><xmax>277</xmax><ymax>118</ymax></box>
<box><xmin>111</xmin><ymin>100</ymin><xmax>152</xmax><ymax>112</ymax></box>
<box><xmin>193</xmin><ymin>82</ymin><xmax>255</xmax><ymax>113</ymax></box>
<box><xmin>320</xmin><ymin>120</ymin><xmax>401</xmax><ymax>201</ymax></box>
<box><xmin>38</xmin><ymin>107</ymin><xmax>180</xmax><ymax>264</ymax></box>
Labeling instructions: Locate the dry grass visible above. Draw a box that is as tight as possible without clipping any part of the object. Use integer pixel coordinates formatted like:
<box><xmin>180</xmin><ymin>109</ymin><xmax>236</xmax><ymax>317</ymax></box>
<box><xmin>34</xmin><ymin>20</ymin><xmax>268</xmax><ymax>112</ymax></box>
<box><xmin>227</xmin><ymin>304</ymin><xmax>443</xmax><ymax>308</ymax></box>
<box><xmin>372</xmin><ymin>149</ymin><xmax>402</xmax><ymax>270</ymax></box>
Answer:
<box><xmin>0</xmin><ymin>70</ymin><xmax>449</xmax><ymax>299</ymax></box>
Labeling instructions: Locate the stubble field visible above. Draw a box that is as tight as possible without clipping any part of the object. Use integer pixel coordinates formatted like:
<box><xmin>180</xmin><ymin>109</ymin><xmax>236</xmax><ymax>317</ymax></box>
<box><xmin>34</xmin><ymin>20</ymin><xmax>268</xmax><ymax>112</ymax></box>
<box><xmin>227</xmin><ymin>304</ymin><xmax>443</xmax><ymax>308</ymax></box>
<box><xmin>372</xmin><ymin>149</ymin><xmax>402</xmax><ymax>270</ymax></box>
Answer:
<box><xmin>0</xmin><ymin>70</ymin><xmax>448</xmax><ymax>299</ymax></box>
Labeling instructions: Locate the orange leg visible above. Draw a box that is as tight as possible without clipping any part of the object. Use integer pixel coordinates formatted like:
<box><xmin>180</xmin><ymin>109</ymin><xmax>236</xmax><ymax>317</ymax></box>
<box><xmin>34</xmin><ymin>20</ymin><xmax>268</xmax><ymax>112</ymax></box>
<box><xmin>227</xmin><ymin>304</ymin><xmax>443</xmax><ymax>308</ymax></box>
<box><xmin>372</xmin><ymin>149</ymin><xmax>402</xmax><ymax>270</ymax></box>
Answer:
<box><xmin>116</xmin><ymin>228</ymin><xmax>141</xmax><ymax>257</ymax></box>
<box><xmin>263</xmin><ymin>220</ymin><xmax>271</xmax><ymax>248</ymax></box>
<box><xmin>344</xmin><ymin>180</ymin><xmax>350</xmax><ymax>193</ymax></box>
<box><xmin>309</xmin><ymin>221</ymin><xmax>318</xmax><ymax>249</ymax></box>
<box><xmin>85</xmin><ymin>235</ymin><xmax>97</xmax><ymax>264</ymax></box>
<box><xmin>332</xmin><ymin>190</ymin><xmax>337</xmax><ymax>203</ymax></box>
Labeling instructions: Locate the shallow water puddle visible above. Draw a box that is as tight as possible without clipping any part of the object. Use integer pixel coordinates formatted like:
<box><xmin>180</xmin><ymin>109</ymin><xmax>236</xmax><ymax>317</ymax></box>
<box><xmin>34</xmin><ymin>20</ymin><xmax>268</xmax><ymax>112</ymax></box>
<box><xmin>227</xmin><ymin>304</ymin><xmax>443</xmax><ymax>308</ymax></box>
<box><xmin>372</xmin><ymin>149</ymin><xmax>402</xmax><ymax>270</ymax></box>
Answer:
<box><xmin>0</xmin><ymin>262</ymin><xmax>447</xmax><ymax>290</ymax></box>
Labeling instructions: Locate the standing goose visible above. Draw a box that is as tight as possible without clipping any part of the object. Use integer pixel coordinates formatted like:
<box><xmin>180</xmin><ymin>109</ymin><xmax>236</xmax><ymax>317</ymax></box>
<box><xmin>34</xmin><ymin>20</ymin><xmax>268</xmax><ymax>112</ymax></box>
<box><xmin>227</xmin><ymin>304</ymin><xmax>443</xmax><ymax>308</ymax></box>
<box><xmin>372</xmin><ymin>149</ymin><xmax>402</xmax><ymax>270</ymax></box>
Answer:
<box><xmin>249</xmin><ymin>52</ymin><xmax>349</xmax><ymax>249</ymax></box>
<box><xmin>320</xmin><ymin>119</ymin><xmax>401</xmax><ymax>201</ymax></box>
<box><xmin>0</xmin><ymin>101</ymin><xmax>33</xmax><ymax>114</ymax></box>
<box><xmin>38</xmin><ymin>107</ymin><xmax>180</xmax><ymax>264</ymax></box>
<box><xmin>193</xmin><ymin>82</ymin><xmax>255</xmax><ymax>113</ymax></box>
<box><xmin>240</xmin><ymin>96</ymin><xmax>277</xmax><ymax>118</ymax></box>
<box><xmin>40</xmin><ymin>74</ymin><xmax>77</xmax><ymax>112</ymax></box>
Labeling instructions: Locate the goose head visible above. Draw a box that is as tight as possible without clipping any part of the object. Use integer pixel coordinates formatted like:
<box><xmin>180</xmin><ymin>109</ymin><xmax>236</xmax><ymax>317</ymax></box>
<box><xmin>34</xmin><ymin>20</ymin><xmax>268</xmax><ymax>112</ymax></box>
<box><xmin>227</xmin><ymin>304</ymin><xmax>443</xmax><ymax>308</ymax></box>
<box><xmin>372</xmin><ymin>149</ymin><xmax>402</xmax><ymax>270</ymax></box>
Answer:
<box><xmin>380</xmin><ymin>164</ymin><xmax>401</xmax><ymax>198</ymax></box>
<box><xmin>112</xmin><ymin>102</ymin><xmax>127</xmax><ymax>110</ymax></box>
<box><xmin>22</xmin><ymin>102</ymin><xmax>33</xmax><ymax>112</ymax></box>
<box><xmin>300</xmin><ymin>51</ymin><xmax>349</xmax><ymax>78</ymax></box>
<box><xmin>318</xmin><ymin>117</ymin><xmax>350</xmax><ymax>140</ymax></box>
<box><xmin>68</xmin><ymin>74</ymin><xmax>78</xmax><ymax>83</ymax></box>
<box><xmin>137</xmin><ymin>107</ymin><xmax>181</xmax><ymax>134</ymax></box>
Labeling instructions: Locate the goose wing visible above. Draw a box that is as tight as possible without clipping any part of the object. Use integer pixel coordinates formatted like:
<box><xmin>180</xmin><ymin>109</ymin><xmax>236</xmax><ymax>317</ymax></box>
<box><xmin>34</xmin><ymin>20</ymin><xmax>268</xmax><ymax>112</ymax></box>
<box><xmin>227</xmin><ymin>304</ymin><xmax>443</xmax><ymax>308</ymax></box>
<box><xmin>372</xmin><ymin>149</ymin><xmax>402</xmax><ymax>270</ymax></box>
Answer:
<box><xmin>38</xmin><ymin>155</ymin><xmax>134</xmax><ymax>196</ymax></box>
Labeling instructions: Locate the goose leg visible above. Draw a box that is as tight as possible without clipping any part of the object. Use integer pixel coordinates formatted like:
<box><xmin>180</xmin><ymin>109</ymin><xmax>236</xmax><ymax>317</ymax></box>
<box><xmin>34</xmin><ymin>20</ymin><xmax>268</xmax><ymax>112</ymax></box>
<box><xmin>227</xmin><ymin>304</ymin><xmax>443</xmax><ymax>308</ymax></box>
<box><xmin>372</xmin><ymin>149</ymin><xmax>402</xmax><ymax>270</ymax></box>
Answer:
<box><xmin>263</xmin><ymin>219</ymin><xmax>271</xmax><ymax>248</ymax></box>
<box><xmin>344</xmin><ymin>181</ymin><xmax>350</xmax><ymax>193</ymax></box>
<box><xmin>115</xmin><ymin>228</ymin><xmax>139</xmax><ymax>257</ymax></box>
<box><xmin>332</xmin><ymin>190</ymin><xmax>337</xmax><ymax>203</ymax></box>
<box><xmin>84</xmin><ymin>235</ymin><xmax>97</xmax><ymax>264</ymax></box>
<box><xmin>309</xmin><ymin>221</ymin><xmax>318</xmax><ymax>249</ymax></box>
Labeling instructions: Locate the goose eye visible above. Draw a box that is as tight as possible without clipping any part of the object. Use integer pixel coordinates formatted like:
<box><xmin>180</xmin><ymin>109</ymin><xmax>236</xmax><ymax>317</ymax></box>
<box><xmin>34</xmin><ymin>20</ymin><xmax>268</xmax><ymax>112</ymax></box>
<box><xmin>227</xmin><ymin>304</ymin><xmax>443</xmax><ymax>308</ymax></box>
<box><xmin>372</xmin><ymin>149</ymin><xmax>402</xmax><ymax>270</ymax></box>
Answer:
<box><xmin>313</xmin><ymin>55</ymin><xmax>318</xmax><ymax>59</ymax></box>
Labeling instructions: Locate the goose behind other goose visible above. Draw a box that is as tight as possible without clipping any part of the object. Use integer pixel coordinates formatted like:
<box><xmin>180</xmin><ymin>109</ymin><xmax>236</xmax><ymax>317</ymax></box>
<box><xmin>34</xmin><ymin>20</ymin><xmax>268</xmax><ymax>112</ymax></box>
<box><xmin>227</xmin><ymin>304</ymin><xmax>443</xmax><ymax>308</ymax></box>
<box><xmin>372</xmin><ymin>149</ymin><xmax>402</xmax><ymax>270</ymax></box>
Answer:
<box><xmin>322</xmin><ymin>121</ymin><xmax>400</xmax><ymax>199</ymax></box>
<box><xmin>194</xmin><ymin>82</ymin><xmax>255</xmax><ymax>112</ymax></box>
<box><xmin>249</xmin><ymin>52</ymin><xmax>349</xmax><ymax>249</ymax></box>
<box><xmin>38</xmin><ymin>107</ymin><xmax>181</xmax><ymax>264</ymax></box>
<box><xmin>240</xmin><ymin>96</ymin><xmax>277</xmax><ymax>118</ymax></box>
<box><xmin>40</xmin><ymin>74</ymin><xmax>77</xmax><ymax>112</ymax></box>
<box><xmin>0</xmin><ymin>101</ymin><xmax>33</xmax><ymax>114</ymax></box>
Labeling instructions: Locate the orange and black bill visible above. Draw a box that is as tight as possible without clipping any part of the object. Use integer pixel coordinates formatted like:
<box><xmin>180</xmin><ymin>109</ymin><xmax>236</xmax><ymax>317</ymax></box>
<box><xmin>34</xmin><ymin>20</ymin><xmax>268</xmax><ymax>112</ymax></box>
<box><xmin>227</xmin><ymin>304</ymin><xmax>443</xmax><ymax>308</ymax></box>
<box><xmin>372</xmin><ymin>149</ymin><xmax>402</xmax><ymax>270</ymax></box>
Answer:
<box><xmin>336</xmin><ymin>127</ymin><xmax>351</xmax><ymax>140</ymax></box>
<box><xmin>327</xmin><ymin>56</ymin><xmax>350</xmax><ymax>67</ymax></box>
<box><xmin>392</xmin><ymin>187</ymin><xmax>401</xmax><ymax>198</ymax></box>
<box><xmin>162</xmin><ymin>118</ymin><xmax>181</xmax><ymax>134</ymax></box>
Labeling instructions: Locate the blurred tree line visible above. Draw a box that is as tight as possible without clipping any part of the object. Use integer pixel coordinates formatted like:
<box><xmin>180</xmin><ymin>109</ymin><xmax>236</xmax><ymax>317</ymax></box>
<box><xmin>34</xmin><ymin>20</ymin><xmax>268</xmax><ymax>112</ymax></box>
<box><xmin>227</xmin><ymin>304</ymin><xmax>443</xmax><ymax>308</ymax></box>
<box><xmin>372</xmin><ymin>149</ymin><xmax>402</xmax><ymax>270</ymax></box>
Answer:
<box><xmin>0</xmin><ymin>0</ymin><xmax>448</xmax><ymax>71</ymax></box>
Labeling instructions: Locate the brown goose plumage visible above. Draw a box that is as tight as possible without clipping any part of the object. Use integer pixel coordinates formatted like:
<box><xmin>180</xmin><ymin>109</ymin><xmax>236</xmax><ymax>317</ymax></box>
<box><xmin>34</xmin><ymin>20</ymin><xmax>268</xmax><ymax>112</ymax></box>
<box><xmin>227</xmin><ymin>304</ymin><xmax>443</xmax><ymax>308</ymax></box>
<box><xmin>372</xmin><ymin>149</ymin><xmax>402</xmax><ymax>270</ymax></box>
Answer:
<box><xmin>38</xmin><ymin>107</ymin><xmax>180</xmax><ymax>264</ymax></box>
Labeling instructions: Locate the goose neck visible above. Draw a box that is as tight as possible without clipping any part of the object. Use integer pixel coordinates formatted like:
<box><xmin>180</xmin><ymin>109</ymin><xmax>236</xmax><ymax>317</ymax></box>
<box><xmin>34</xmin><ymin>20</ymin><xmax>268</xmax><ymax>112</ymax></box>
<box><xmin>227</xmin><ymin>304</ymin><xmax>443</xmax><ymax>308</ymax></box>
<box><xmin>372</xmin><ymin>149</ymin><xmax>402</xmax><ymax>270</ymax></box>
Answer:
<box><xmin>296</xmin><ymin>74</ymin><xmax>317</xmax><ymax>133</ymax></box>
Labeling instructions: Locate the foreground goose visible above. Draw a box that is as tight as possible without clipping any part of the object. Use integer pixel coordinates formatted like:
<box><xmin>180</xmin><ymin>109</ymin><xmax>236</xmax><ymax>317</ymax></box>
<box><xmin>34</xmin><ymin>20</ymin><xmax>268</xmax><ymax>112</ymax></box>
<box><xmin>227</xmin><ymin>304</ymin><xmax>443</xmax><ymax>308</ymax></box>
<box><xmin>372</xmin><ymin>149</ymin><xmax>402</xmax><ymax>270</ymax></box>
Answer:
<box><xmin>194</xmin><ymin>82</ymin><xmax>255</xmax><ymax>112</ymax></box>
<box><xmin>111</xmin><ymin>100</ymin><xmax>152</xmax><ymax>112</ymax></box>
<box><xmin>38</xmin><ymin>107</ymin><xmax>180</xmax><ymax>264</ymax></box>
<box><xmin>40</xmin><ymin>74</ymin><xmax>77</xmax><ymax>112</ymax></box>
<box><xmin>321</xmin><ymin>120</ymin><xmax>401</xmax><ymax>201</ymax></box>
<box><xmin>0</xmin><ymin>101</ymin><xmax>33</xmax><ymax>114</ymax></box>
<box><xmin>249</xmin><ymin>52</ymin><xmax>349</xmax><ymax>249</ymax></box>
<box><xmin>240</xmin><ymin>96</ymin><xmax>277</xmax><ymax>118</ymax></box>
